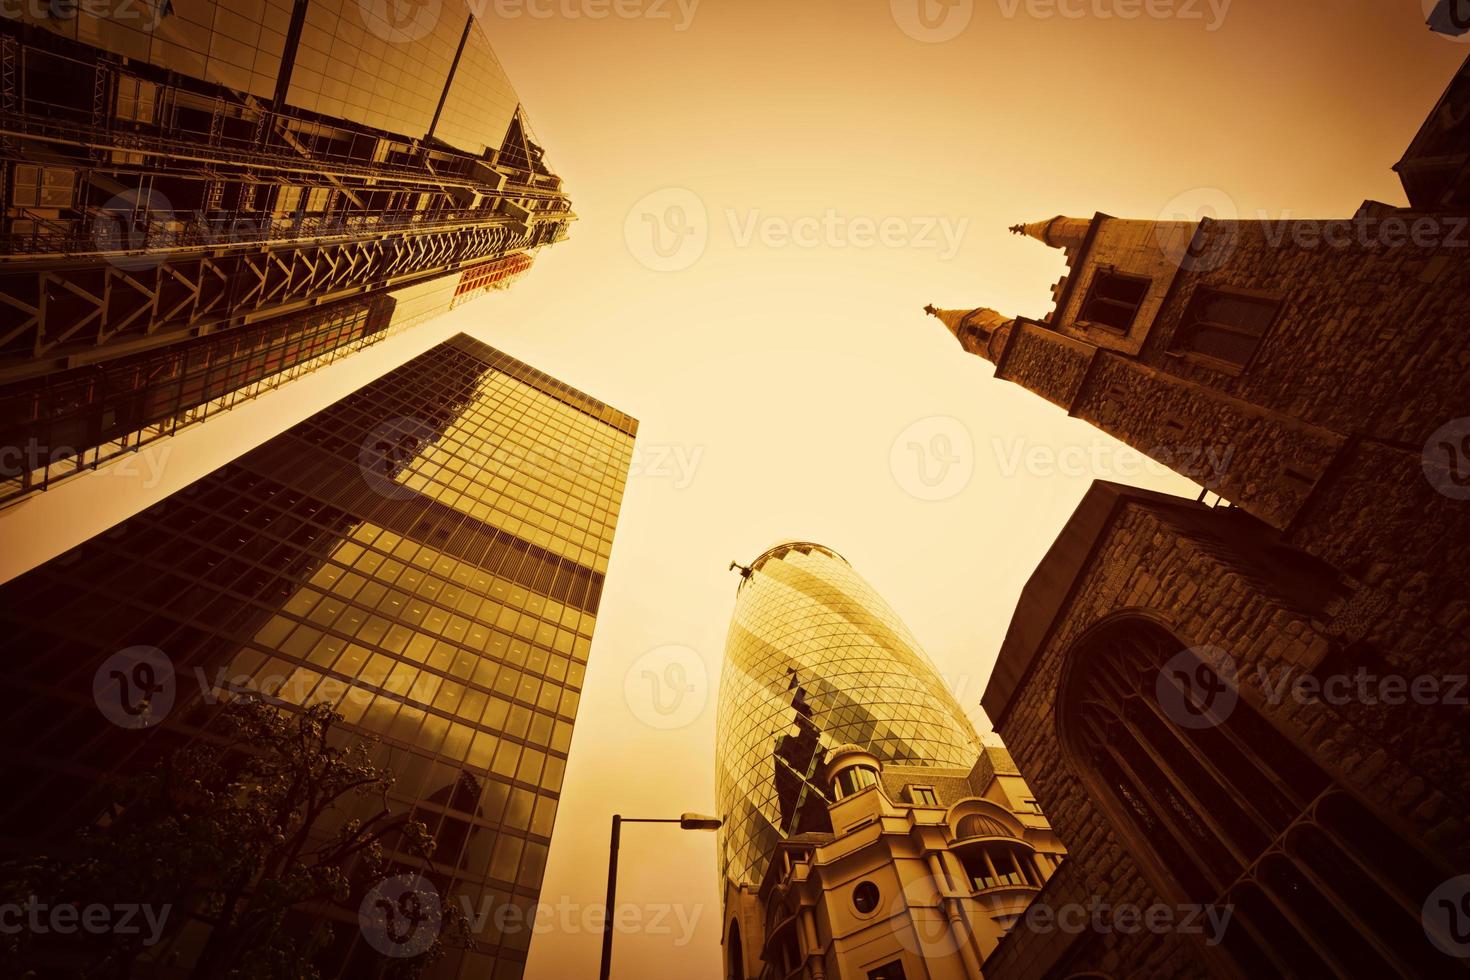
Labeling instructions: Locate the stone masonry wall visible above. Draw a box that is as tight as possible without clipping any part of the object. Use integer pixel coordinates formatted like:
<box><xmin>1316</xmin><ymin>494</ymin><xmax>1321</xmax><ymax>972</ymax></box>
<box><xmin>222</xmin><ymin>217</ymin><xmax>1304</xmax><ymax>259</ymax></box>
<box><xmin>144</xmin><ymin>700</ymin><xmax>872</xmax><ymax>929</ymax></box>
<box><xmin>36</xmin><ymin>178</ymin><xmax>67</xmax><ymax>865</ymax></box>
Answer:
<box><xmin>990</xmin><ymin>500</ymin><xmax>1470</xmax><ymax>978</ymax></box>
<box><xmin>1070</xmin><ymin>353</ymin><xmax>1345</xmax><ymax>530</ymax></box>
<box><xmin>996</xmin><ymin>323</ymin><xmax>1097</xmax><ymax>411</ymax></box>
<box><xmin>1135</xmin><ymin>219</ymin><xmax>1470</xmax><ymax>448</ymax></box>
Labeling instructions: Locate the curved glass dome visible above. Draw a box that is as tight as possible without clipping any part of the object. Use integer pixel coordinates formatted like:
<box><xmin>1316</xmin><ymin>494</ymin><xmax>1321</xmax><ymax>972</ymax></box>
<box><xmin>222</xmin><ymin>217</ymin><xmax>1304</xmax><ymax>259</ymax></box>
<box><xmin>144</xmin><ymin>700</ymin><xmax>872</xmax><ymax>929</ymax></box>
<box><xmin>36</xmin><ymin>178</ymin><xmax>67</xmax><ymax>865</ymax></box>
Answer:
<box><xmin>715</xmin><ymin>542</ymin><xmax>980</xmax><ymax>886</ymax></box>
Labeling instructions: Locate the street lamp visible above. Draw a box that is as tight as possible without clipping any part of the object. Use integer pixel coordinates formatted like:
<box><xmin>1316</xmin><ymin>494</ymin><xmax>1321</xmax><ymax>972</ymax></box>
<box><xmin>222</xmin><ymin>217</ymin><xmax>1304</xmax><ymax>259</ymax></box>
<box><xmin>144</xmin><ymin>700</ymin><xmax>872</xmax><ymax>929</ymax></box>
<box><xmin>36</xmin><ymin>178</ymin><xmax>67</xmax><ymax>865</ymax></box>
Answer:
<box><xmin>599</xmin><ymin>812</ymin><xmax>722</xmax><ymax>980</ymax></box>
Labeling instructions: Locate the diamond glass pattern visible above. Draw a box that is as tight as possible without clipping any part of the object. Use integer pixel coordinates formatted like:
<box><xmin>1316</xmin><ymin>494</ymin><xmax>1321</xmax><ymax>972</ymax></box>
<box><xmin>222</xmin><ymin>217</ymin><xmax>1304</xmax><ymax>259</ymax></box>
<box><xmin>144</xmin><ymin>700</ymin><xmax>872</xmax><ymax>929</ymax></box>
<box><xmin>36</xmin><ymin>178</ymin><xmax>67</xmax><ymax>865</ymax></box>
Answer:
<box><xmin>715</xmin><ymin>542</ymin><xmax>981</xmax><ymax>887</ymax></box>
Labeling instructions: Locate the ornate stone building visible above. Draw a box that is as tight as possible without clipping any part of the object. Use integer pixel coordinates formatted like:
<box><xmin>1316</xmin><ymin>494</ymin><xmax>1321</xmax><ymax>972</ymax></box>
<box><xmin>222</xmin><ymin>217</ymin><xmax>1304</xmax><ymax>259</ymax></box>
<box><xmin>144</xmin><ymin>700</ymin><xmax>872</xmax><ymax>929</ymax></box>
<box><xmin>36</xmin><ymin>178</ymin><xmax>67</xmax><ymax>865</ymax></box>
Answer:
<box><xmin>929</xmin><ymin>55</ymin><xmax>1470</xmax><ymax>979</ymax></box>
<box><xmin>716</xmin><ymin>542</ymin><xmax>1065</xmax><ymax>979</ymax></box>
<box><xmin>725</xmin><ymin>743</ymin><xmax>1065</xmax><ymax>980</ymax></box>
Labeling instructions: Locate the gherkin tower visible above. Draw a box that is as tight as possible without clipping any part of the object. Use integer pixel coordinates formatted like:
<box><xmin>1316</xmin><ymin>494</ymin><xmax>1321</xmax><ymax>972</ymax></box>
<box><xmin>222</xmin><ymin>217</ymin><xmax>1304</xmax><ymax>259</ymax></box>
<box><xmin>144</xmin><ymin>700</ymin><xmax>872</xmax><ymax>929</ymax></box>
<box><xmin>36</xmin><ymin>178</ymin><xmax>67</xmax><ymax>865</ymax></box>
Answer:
<box><xmin>715</xmin><ymin>541</ymin><xmax>980</xmax><ymax>887</ymax></box>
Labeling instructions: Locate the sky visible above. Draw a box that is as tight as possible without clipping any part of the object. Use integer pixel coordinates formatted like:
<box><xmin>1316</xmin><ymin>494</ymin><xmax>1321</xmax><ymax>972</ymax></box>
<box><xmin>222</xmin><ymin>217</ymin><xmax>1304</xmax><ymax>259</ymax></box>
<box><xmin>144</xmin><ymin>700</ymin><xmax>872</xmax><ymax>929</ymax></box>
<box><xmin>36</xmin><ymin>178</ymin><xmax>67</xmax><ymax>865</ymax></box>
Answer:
<box><xmin>1</xmin><ymin>2</ymin><xmax>1466</xmax><ymax>978</ymax></box>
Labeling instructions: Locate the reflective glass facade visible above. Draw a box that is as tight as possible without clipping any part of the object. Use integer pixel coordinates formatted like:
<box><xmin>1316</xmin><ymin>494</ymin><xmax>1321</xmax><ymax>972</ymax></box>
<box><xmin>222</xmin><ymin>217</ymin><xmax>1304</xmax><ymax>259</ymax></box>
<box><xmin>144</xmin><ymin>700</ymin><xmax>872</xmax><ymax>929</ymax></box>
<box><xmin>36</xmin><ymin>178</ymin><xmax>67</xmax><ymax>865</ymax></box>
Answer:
<box><xmin>2</xmin><ymin>3</ymin><xmax>571</xmax><ymax>505</ymax></box>
<box><xmin>715</xmin><ymin>542</ymin><xmax>981</xmax><ymax>887</ymax></box>
<box><xmin>10</xmin><ymin>0</ymin><xmax>527</xmax><ymax>153</ymax></box>
<box><xmin>0</xmin><ymin>334</ymin><xmax>634</xmax><ymax>979</ymax></box>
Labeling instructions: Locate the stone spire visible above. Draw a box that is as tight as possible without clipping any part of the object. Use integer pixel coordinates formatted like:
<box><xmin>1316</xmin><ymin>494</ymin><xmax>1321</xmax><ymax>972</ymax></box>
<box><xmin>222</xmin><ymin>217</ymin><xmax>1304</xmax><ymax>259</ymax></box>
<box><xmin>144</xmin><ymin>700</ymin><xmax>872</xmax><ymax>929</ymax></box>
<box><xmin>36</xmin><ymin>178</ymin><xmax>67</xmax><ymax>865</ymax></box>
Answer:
<box><xmin>923</xmin><ymin>304</ymin><xmax>1015</xmax><ymax>364</ymax></box>
<box><xmin>922</xmin><ymin>304</ymin><xmax>974</xmax><ymax>341</ymax></box>
<box><xmin>1009</xmin><ymin>215</ymin><xmax>1092</xmax><ymax>251</ymax></box>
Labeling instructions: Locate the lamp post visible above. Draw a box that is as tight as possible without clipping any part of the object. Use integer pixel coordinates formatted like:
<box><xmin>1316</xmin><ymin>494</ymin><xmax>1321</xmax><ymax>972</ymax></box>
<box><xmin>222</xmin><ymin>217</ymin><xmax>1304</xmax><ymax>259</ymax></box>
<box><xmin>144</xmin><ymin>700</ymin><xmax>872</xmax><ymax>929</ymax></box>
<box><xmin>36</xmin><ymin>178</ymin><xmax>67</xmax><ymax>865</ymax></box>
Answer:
<box><xmin>599</xmin><ymin>812</ymin><xmax>722</xmax><ymax>980</ymax></box>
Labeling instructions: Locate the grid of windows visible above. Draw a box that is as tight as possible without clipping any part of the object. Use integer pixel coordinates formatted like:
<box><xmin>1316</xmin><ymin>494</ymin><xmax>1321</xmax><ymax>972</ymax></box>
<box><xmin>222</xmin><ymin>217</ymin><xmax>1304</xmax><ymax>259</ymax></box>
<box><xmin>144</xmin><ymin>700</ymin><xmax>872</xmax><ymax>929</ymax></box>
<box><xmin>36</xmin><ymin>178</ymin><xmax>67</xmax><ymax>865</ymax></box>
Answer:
<box><xmin>453</xmin><ymin>253</ymin><xmax>535</xmax><ymax>304</ymax></box>
<box><xmin>0</xmin><ymin>293</ymin><xmax>396</xmax><ymax>505</ymax></box>
<box><xmin>288</xmin><ymin>0</ymin><xmax>467</xmax><ymax>140</ymax></box>
<box><xmin>9</xmin><ymin>0</ymin><xmax>293</xmax><ymax>99</ymax></box>
<box><xmin>0</xmin><ymin>334</ymin><xmax>635</xmax><ymax>980</ymax></box>
<box><xmin>433</xmin><ymin>23</ymin><xmax>522</xmax><ymax>157</ymax></box>
<box><xmin>714</xmin><ymin>543</ymin><xmax>980</xmax><ymax>887</ymax></box>
<box><xmin>287</xmin><ymin>337</ymin><xmax>631</xmax><ymax>572</ymax></box>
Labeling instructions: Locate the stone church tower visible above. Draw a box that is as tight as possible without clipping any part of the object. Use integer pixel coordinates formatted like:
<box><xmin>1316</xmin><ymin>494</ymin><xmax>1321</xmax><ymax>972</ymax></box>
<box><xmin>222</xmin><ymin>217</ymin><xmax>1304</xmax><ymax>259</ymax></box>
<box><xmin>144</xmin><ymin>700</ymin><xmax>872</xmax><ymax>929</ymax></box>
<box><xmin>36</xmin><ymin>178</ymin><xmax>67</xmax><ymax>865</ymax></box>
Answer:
<box><xmin>934</xmin><ymin>55</ymin><xmax>1470</xmax><ymax>979</ymax></box>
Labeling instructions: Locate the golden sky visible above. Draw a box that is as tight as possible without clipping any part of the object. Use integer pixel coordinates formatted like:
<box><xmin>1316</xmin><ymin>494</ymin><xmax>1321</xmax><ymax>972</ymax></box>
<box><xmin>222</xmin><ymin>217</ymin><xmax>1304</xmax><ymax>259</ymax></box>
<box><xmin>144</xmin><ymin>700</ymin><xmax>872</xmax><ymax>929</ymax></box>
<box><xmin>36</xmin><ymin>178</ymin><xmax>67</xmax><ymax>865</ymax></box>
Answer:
<box><xmin>1</xmin><ymin>2</ymin><xmax>1465</xmax><ymax>978</ymax></box>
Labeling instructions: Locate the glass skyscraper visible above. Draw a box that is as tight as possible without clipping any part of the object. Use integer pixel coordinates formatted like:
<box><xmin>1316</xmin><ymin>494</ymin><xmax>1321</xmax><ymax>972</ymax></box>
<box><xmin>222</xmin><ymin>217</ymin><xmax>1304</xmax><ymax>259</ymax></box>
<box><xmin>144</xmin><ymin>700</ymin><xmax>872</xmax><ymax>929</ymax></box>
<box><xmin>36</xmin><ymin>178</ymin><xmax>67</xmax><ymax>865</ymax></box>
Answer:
<box><xmin>0</xmin><ymin>334</ymin><xmax>634</xmax><ymax>979</ymax></box>
<box><xmin>715</xmin><ymin>542</ymin><xmax>981</xmax><ymax>888</ymax></box>
<box><xmin>1</xmin><ymin>1</ymin><xmax>572</xmax><ymax>504</ymax></box>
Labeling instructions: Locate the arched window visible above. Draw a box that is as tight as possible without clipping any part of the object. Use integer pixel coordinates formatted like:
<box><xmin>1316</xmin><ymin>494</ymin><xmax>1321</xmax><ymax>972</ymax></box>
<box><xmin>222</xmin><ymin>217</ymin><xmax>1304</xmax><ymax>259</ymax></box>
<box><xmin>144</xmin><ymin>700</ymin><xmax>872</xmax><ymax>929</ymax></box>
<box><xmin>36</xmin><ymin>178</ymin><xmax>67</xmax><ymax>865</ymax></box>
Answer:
<box><xmin>831</xmin><ymin>764</ymin><xmax>879</xmax><ymax>800</ymax></box>
<box><xmin>955</xmin><ymin>813</ymin><xmax>1014</xmax><ymax>840</ymax></box>
<box><xmin>726</xmin><ymin>920</ymin><xmax>743</xmax><ymax>980</ymax></box>
<box><xmin>1058</xmin><ymin>616</ymin><xmax>1461</xmax><ymax>977</ymax></box>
